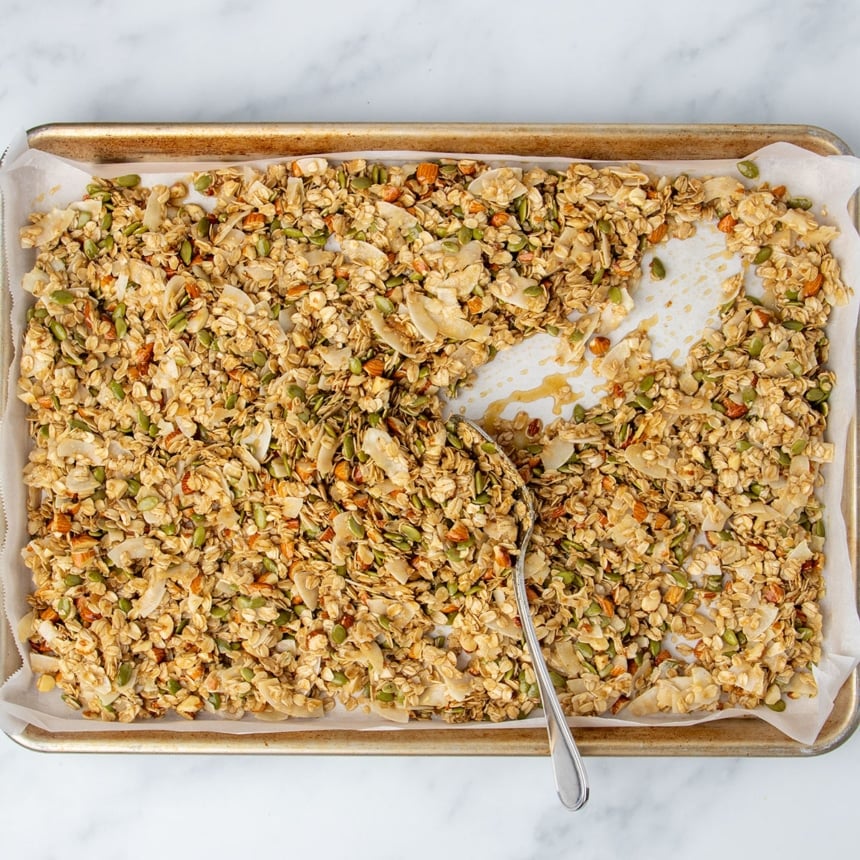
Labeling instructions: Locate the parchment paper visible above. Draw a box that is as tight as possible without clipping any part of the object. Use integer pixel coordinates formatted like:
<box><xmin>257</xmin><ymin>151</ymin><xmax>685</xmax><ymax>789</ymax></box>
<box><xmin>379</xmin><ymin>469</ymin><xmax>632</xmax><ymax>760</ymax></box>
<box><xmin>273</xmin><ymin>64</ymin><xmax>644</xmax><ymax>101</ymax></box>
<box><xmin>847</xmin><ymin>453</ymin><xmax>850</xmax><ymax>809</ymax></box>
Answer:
<box><xmin>1</xmin><ymin>140</ymin><xmax>859</xmax><ymax>744</ymax></box>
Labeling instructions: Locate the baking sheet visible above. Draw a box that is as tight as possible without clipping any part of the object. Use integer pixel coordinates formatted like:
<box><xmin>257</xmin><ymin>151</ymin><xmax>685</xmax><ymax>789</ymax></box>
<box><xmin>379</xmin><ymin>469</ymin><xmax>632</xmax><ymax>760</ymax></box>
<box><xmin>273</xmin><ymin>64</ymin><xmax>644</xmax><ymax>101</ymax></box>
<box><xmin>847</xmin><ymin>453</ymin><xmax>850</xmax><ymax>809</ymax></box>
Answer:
<box><xmin>2</xmin><ymin>138</ymin><xmax>860</xmax><ymax>745</ymax></box>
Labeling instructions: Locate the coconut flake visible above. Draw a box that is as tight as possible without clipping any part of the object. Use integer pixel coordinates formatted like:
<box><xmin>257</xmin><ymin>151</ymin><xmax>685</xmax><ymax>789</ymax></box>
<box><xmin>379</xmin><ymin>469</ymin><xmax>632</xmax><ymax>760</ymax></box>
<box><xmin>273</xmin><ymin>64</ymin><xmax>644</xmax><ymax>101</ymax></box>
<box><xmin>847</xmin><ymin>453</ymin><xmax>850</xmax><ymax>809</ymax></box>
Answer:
<box><xmin>788</xmin><ymin>539</ymin><xmax>814</xmax><ymax>562</ymax></box>
<box><xmin>142</xmin><ymin>185</ymin><xmax>169</xmax><ymax>231</ymax></box>
<box><xmin>623</xmin><ymin>443</ymin><xmax>671</xmax><ymax>480</ymax></box>
<box><xmin>384</xmin><ymin>556</ymin><xmax>411</xmax><ymax>585</ymax></box>
<box><xmin>377</xmin><ymin>200</ymin><xmax>418</xmax><ymax>232</ymax></box>
<box><xmin>280</xmin><ymin>497</ymin><xmax>304</xmax><ymax>518</ymax></box>
<box><xmin>285</xmin><ymin>176</ymin><xmax>304</xmax><ymax>211</ymax></box>
<box><xmin>405</xmin><ymin>287</ymin><xmax>439</xmax><ymax>341</ymax></box>
<box><xmin>489</xmin><ymin>268</ymin><xmax>544</xmax><ymax>311</ymax></box>
<box><xmin>107</xmin><ymin>536</ymin><xmax>156</xmax><ymax>567</ymax></box>
<box><xmin>219</xmin><ymin>284</ymin><xmax>256</xmax><ymax>315</ymax></box>
<box><xmin>416</xmin><ymin>685</ymin><xmax>448</xmax><ymax>708</ymax></box>
<box><xmin>370</xmin><ymin>702</ymin><xmax>410</xmax><ymax>724</ymax></box>
<box><xmin>318</xmin><ymin>346</ymin><xmax>351</xmax><ymax>370</ymax></box>
<box><xmin>128</xmin><ymin>259</ymin><xmax>162</xmax><ymax>291</ymax></box>
<box><xmin>362</xmin><ymin>428</ymin><xmax>410</xmax><ymax>487</ymax></box>
<box><xmin>37</xmin><ymin>620</ymin><xmax>59</xmax><ymax>646</ymax></box>
<box><xmin>30</xmin><ymin>653</ymin><xmax>61</xmax><ymax>674</ymax></box>
<box><xmin>22</xmin><ymin>267</ymin><xmax>50</xmax><ymax>295</ymax></box>
<box><xmin>341</xmin><ymin>239</ymin><xmax>388</xmax><ymax>268</ymax></box>
<box><xmin>360</xmin><ymin>641</ymin><xmax>384</xmax><ymax>674</ymax></box>
<box><xmin>541</xmin><ymin>436</ymin><xmax>576</xmax><ymax>472</ymax></box>
<box><xmin>317</xmin><ymin>435</ymin><xmax>337</xmax><ymax>477</ymax></box>
<box><xmin>467</xmin><ymin>167</ymin><xmax>527</xmax><ymax>206</ymax></box>
<box><xmin>162</xmin><ymin>274</ymin><xmax>187</xmax><ymax>318</ymax></box>
<box><xmin>440</xmin><ymin>667</ymin><xmax>474</xmax><ymax>701</ymax></box>
<box><xmin>292</xmin><ymin>569</ymin><xmax>319</xmax><ymax>611</ymax></box>
<box><xmin>135</xmin><ymin>572</ymin><xmax>167</xmax><ymax>619</ymax></box>
<box><xmin>367</xmin><ymin>308</ymin><xmax>415</xmax><ymax>356</ymax></box>
<box><xmin>56</xmin><ymin>438</ymin><xmax>99</xmax><ymax>463</ymax></box>
<box><xmin>421</xmin><ymin>295</ymin><xmax>489</xmax><ymax>342</ymax></box>
<box><xmin>702</xmin><ymin>176</ymin><xmax>743</xmax><ymax>204</ymax></box>
<box><xmin>65</xmin><ymin>468</ymin><xmax>100</xmax><ymax>495</ymax></box>
<box><xmin>23</xmin><ymin>208</ymin><xmax>75</xmax><ymax>248</ymax></box>
<box><xmin>240</xmin><ymin>418</ymin><xmax>272</xmax><ymax>463</ymax></box>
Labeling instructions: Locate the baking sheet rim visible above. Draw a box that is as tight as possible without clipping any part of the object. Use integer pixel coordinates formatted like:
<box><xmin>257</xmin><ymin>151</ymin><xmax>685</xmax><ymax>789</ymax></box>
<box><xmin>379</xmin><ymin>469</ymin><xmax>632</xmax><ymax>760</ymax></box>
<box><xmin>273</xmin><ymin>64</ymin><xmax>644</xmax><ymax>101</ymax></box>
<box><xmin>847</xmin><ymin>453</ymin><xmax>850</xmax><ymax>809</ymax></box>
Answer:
<box><xmin>1</xmin><ymin>121</ymin><xmax>857</xmax><ymax>755</ymax></box>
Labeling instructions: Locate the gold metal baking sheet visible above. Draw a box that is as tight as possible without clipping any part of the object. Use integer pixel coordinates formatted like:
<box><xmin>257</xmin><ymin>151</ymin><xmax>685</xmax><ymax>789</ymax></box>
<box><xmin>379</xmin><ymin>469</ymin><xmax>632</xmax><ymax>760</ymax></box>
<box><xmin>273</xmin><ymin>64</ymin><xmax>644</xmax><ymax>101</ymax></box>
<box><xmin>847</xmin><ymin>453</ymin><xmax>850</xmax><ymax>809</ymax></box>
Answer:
<box><xmin>2</xmin><ymin>123</ymin><xmax>857</xmax><ymax>755</ymax></box>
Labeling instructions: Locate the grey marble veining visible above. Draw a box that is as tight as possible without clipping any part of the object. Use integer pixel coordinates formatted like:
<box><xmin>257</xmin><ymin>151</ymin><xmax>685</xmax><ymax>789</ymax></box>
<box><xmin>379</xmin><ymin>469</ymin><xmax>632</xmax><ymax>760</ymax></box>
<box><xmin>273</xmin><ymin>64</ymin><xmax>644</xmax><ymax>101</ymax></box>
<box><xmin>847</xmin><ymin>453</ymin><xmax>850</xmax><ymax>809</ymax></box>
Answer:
<box><xmin>1</xmin><ymin>1</ymin><xmax>859</xmax><ymax>857</ymax></box>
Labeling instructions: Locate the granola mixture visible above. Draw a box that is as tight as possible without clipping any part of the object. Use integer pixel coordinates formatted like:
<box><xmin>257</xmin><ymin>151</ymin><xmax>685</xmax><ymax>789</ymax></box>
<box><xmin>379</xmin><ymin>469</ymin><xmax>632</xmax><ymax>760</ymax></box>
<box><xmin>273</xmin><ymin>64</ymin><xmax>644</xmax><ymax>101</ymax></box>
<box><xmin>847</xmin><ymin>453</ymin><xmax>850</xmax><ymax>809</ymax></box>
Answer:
<box><xmin>16</xmin><ymin>155</ymin><xmax>846</xmax><ymax>722</ymax></box>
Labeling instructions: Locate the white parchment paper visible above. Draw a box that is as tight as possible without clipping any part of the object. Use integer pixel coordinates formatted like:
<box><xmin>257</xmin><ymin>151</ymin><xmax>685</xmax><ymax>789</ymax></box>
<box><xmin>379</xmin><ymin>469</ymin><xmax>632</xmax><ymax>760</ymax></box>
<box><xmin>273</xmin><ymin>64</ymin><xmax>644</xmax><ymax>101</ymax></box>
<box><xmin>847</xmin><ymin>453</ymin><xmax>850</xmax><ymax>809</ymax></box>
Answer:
<box><xmin>1</xmin><ymin>140</ymin><xmax>859</xmax><ymax>744</ymax></box>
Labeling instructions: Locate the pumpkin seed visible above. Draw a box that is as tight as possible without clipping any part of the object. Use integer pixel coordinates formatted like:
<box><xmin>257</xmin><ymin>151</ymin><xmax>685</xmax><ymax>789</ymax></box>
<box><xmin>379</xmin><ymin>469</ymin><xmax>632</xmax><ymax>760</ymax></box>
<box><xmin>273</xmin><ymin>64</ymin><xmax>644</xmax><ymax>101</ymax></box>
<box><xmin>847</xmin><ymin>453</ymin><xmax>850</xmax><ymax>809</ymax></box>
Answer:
<box><xmin>253</xmin><ymin>503</ymin><xmax>267</xmax><ymax>531</ymax></box>
<box><xmin>400</xmin><ymin>524</ymin><xmax>422</xmax><ymax>543</ymax></box>
<box><xmin>50</xmin><ymin>290</ymin><xmax>75</xmax><ymax>305</ymax></box>
<box><xmin>748</xmin><ymin>336</ymin><xmax>764</xmax><ymax>357</ymax></box>
<box><xmin>192</xmin><ymin>525</ymin><xmax>207</xmax><ymax>547</ymax></box>
<box><xmin>167</xmin><ymin>311</ymin><xmax>187</xmax><ymax>331</ymax></box>
<box><xmin>650</xmin><ymin>257</ymin><xmax>666</xmax><ymax>280</ymax></box>
<box><xmin>48</xmin><ymin>321</ymin><xmax>67</xmax><ymax>341</ymax></box>
<box><xmin>737</xmin><ymin>160</ymin><xmax>759</xmax><ymax>179</ymax></box>
<box><xmin>180</xmin><ymin>239</ymin><xmax>193</xmax><ymax>265</ymax></box>
<box><xmin>115</xmin><ymin>174</ymin><xmax>141</xmax><ymax>188</ymax></box>
<box><xmin>116</xmin><ymin>663</ymin><xmax>133</xmax><ymax>687</ymax></box>
<box><xmin>374</xmin><ymin>294</ymin><xmax>395</xmax><ymax>315</ymax></box>
<box><xmin>753</xmin><ymin>246</ymin><xmax>772</xmax><ymax>265</ymax></box>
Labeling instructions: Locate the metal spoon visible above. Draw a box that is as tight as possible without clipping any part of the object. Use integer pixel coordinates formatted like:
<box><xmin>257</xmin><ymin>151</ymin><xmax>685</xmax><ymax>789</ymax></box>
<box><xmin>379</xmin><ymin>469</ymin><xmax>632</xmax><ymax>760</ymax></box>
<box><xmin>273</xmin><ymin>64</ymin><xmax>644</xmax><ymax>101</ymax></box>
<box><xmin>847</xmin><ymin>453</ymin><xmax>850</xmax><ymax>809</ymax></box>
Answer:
<box><xmin>451</xmin><ymin>415</ymin><xmax>590</xmax><ymax>810</ymax></box>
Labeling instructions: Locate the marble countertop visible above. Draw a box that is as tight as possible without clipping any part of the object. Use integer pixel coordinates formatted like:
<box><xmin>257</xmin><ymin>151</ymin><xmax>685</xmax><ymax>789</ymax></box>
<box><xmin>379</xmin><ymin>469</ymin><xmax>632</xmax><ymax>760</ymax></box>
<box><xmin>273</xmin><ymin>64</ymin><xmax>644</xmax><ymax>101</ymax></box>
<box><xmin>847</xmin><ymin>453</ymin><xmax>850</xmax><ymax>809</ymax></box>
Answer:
<box><xmin>1</xmin><ymin>1</ymin><xmax>858</xmax><ymax>857</ymax></box>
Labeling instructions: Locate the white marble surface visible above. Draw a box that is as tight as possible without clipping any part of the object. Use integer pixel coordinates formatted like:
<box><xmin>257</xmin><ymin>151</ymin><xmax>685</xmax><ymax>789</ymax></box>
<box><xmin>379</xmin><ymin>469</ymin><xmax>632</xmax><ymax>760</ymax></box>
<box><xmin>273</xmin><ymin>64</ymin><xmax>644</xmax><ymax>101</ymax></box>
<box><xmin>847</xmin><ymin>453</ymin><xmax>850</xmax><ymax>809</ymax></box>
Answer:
<box><xmin>1</xmin><ymin>0</ymin><xmax>859</xmax><ymax>856</ymax></box>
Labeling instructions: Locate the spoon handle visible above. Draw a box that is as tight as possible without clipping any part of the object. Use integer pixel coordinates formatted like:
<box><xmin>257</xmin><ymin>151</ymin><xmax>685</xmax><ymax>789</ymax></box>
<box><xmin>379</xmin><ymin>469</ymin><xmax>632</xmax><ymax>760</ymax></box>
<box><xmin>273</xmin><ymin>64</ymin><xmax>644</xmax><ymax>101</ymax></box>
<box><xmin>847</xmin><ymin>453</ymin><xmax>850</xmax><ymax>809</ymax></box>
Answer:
<box><xmin>514</xmin><ymin>553</ymin><xmax>590</xmax><ymax>810</ymax></box>
<box><xmin>447</xmin><ymin>415</ymin><xmax>589</xmax><ymax>809</ymax></box>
